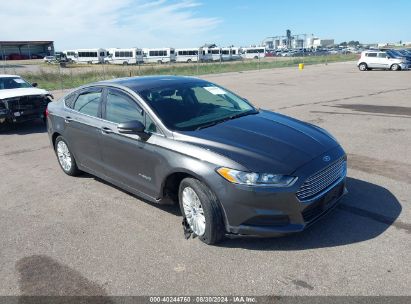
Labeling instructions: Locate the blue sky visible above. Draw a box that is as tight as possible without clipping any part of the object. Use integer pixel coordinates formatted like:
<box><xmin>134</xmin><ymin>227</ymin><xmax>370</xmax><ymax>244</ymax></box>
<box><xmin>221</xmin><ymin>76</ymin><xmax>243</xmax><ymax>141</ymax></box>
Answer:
<box><xmin>0</xmin><ymin>0</ymin><xmax>410</xmax><ymax>49</ymax></box>
<box><xmin>200</xmin><ymin>0</ymin><xmax>411</xmax><ymax>45</ymax></box>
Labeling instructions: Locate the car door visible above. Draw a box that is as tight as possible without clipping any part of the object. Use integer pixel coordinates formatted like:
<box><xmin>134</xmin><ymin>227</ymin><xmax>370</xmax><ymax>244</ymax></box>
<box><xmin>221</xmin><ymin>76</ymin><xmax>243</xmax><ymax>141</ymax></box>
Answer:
<box><xmin>99</xmin><ymin>87</ymin><xmax>164</xmax><ymax>198</ymax></box>
<box><xmin>63</xmin><ymin>87</ymin><xmax>105</xmax><ymax>175</ymax></box>
<box><xmin>366</xmin><ymin>52</ymin><xmax>379</xmax><ymax>68</ymax></box>
<box><xmin>377</xmin><ymin>52</ymin><xmax>389</xmax><ymax>69</ymax></box>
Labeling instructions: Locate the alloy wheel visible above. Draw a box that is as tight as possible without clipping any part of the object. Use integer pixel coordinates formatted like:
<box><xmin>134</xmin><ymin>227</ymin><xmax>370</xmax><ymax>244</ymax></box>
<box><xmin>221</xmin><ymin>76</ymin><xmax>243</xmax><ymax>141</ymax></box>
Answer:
<box><xmin>57</xmin><ymin>141</ymin><xmax>72</xmax><ymax>172</ymax></box>
<box><xmin>182</xmin><ymin>186</ymin><xmax>206</xmax><ymax>236</ymax></box>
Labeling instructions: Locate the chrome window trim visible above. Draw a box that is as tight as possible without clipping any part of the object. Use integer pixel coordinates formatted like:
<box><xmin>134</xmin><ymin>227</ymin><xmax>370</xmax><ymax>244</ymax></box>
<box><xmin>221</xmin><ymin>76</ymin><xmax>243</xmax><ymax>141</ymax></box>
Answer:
<box><xmin>62</xmin><ymin>85</ymin><xmax>165</xmax><ymax>137</ymax></box>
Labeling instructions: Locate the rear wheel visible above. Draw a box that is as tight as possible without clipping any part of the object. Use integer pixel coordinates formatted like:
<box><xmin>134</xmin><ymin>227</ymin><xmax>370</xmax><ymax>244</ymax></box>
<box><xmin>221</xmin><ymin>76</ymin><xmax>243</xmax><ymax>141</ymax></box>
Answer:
<box><xmin>391</xmin><ymin>64</ymin><xmax>400</xmax><ymax>71</ymax></box>
<box><xmin>187</xmin><ymin>59</ymin><xmax>192</xmax><ymax>63</ymax></box>
<box><xmin>55</xmin><ymin>136</ymin><xmax>80</xmax><ymax>176</ymax></box>
<box><xmin>123</xmin><ymin>61</ymin><xmax>128</xmax><ymax>66</ymax></box>
<box><xmin>358</xmin><ymin>63</ymin><xmax>368</xmax><ymax>71</ymax></box>
<box><xmin>179</xmin><ymin>178</ymin><xmax>225</xmax><ymax>245</ymax></box>
<box><xmin>157</xmin><ymin>60</ymin><xmax>163</xmax><ymax>64</ymax></box>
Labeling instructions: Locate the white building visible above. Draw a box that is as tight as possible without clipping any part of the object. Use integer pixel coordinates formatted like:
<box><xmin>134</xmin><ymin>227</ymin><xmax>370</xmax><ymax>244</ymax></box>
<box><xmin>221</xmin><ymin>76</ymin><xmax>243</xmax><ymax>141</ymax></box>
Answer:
<box><xmin>307</xmin><ymin>38</ymin><xmax>335</xmax><ymax>49</ymax></box>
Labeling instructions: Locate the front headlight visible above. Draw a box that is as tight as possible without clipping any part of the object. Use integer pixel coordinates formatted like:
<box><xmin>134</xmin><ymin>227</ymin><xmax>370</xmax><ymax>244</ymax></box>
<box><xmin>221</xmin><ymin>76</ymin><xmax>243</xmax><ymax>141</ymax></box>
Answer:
<box><xmin>217</xmin><ymin>167</ymin><xmax>297</xmax><ymax>187</ymax></box>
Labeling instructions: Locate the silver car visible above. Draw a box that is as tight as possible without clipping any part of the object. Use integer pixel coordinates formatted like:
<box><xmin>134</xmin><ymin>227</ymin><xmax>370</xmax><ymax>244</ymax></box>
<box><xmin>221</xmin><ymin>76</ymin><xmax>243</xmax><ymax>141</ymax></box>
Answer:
<box><xmin>357</xmin><ymin>50</ymin><xmax>410</xmax><ymax>71</ymax></box>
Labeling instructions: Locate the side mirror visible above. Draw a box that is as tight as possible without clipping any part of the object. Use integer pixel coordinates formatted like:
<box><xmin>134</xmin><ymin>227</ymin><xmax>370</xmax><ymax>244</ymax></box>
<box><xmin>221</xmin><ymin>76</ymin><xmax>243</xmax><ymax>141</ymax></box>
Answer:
<box><xmin>118</xmin><ymin>120</ymin><xmax>147</xmax><ymax>137</ymax></box>
<box><xmin>32</xmin><ymin>82</ymin><xmax>38</xmax><ymax>87</ymax></box>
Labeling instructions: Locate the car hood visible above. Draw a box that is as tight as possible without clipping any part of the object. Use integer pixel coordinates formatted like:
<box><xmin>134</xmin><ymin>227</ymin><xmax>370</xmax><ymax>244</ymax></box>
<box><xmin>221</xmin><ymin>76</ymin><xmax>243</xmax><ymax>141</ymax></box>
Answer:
<box><xmin>0</xmin><ymin>88</ymin><xmax>49</xmax><ymax>100</ymax></box>
<box><xmin>176</xmin><ymin>110</ymin><xmax>339</xmax><ymax>174</ymax></box>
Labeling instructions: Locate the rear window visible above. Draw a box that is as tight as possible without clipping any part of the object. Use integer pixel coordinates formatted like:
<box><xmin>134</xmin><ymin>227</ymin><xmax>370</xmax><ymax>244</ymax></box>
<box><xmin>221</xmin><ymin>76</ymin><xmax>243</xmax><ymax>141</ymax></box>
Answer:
<box><xmin>64</xmin><ymin>93</ymin><xmax>76</xmax><ymax>109</ymax></box>
<box><xmin>73</xmin><ymin>91</ymin><xmax>101</xmax><ymax>117</ymax></box>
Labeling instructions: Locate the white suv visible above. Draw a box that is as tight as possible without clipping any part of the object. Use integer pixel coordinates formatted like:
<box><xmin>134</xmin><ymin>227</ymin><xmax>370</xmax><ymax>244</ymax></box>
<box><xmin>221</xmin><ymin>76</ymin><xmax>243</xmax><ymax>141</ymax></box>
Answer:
<box><xmin>357</xmin><ymin>51</ymin><xmax>409</xmax><ymax>71</ymax></box>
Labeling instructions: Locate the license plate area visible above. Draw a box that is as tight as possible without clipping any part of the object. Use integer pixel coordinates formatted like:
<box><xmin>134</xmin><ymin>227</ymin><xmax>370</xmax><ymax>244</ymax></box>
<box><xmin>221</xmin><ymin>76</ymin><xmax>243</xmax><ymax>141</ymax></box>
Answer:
<box><xmin>302</xmin><ymin>182</ymin><xmax>344</xmax><ymax>222</ymax></box>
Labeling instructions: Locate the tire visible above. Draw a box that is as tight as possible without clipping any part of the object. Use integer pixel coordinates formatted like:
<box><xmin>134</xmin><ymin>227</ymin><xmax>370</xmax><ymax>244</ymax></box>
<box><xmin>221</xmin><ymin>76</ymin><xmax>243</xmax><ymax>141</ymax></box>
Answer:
<box><xmin>55</xmin><ymin>136</ymin><xmax>80</xmax><ymax>176</ymax></box>
<box><xmin>157</xmin><ymin>60</ymin><xmax>163</xmax><ymax>64</ymax></box>
<box><xmin>179</xmin><ymin>178</ymin><xmax>225</xmax><ymax>245</ymax></box>
<box><xmin>123</xmin><ymin>61</ymin><xmax>128</xmax><ymax>66</ymax></box>
<box><xmin>391</xmin><ymin>64</ymin><xmax>400</xmax><ymax>71</ymax></box>
<box><xmin>358</xmin><ymin>63</ymin><xmax>368</xmax><ymax>71</ymax></box>
<box><xmin>187</xmin><ymin>59</ymin><xmax>192</xmax><ymax>63</ymax></box>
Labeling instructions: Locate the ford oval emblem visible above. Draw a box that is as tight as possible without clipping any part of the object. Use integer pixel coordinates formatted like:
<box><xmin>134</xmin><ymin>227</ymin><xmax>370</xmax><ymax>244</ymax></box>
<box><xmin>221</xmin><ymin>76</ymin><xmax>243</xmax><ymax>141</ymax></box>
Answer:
<box><xmin>323</xmin><ymin>155</ymin><xmax>331</xmax><ymax>162</ymax></box>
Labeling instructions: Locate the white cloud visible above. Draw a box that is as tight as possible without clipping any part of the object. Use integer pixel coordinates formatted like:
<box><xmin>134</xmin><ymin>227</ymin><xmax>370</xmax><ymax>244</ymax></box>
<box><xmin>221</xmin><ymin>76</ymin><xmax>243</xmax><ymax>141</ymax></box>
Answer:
<box><xmin>0</xmin><ymin>0</ymin><xmax>221</xmax><ymax>49</ymax></box>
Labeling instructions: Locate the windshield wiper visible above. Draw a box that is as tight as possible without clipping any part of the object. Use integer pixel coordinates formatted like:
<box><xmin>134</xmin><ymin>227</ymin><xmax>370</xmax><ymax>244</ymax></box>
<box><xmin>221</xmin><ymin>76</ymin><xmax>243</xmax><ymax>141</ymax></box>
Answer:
<box><xmin>195</xmin><ymin>109</ymin><xmax>258</xmax><ymax>130</ymax></box>
<box><xmin>196</xmin><ymin>117</ymin><xmax>231</xmax><ymax>130</ymax></box>
<box><xmin>228</xmin><ymin>109</ymin><xmax>258</xmax><ymax>120</ymax></box>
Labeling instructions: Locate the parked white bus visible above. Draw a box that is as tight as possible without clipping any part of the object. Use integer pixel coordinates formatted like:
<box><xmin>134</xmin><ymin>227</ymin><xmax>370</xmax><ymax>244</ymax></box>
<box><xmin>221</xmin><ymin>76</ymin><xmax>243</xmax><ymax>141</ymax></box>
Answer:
<box><xmin>230</xmin><ymin>47</ymin><xmax>242</xmax><ymax>60</ymax></box>
<box><xmin>74</xmin><ymin>48</ymin><xmax>107</xmax><ymax>64</ymax></box>
<box><xmin>62</xmin><ymin>50</ymin><xmax>77</xmax><ymax>62</ymax></box>
<box><xmin>241</xmin><ymin>47</ymin><xmax>266</xmax><ymax>59</ymax></box>
<box><xmin>105</xmin><ymin>48</ymin><xmax>143</xmax><ymax>65</ymax></box>
<box><xmin>143</xmin><ymin>48</ymin><xmax>175</xmax><ymax>64</ymax></box>
<box><xmin>202</xmin><ymin>47</ymin><xmax>221</xmax><ymax>61</ymax></box>
<box><xmin>221</xmin><ymin>48</ymin><xmax>232</xmax><ymax>61</ymax></box>
<box><xmin>175</xmin><ymin>48</ymin><xmax>202</xmax><ymax>63</ymax></box>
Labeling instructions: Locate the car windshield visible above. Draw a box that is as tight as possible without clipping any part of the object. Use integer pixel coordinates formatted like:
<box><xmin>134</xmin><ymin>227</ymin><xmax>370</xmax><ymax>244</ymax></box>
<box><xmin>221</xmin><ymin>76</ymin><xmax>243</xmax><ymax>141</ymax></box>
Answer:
<box><xmin>0</xmin><ymin>77</ymin><xmax>32</xmax><ymax>90</ymax></box>
<box><xmin>388</xmin><ymin>50</ymin><xmax>402</xmax><ymax>57</ymax></box>
<box><xmin>138</xmin><ymin>82</ymin><xmax>257</xmax><ymax>131</ymax></box>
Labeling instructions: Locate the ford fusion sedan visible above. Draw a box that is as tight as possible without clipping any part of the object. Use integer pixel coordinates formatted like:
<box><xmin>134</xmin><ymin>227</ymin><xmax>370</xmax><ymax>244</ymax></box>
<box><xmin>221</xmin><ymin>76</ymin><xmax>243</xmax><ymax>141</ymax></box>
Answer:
<box><xmin>0</xmin><ymin>75</ymin><xmax>53</xmax><ymax>125</ymax></box>
<box><xmin>47</xmin><ymin>76</ymin><xmax>347</xmax><ymax>244</ymax></box>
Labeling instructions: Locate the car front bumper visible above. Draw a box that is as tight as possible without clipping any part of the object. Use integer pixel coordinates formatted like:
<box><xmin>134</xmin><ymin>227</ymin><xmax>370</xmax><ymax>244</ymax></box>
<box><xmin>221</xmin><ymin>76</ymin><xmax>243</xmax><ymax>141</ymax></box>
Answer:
<box><xmin>399</xmin><ymin>63</ymin><xmax>410</xmax><ymax>70</ymax></box>
<box><xmin>0</xmin><ymin>96</ymin><xmax>50</xmax><ymax>124</ymax></box>
<box><xmin>224</xmin><ymin>178</ymin><xmax>347</xmax><ymax>237</ymax></box>
<box><xmin>210</xmin><ymin>146</ymin><xmax>347</xmax><ymax>237</ymax></box>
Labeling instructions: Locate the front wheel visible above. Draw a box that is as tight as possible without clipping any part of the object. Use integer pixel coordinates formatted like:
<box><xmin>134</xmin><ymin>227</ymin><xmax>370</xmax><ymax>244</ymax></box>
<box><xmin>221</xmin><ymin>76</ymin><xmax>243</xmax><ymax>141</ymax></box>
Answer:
<box><xmin>55</xmin><ymin>136</ymin><xmax>80</xmax><ymax>176</ymax></box>
<box><xmin>391</xmin><ymin>64</ymin><xmax>400</xmax><ymax>71</ymax></box>
<box><xmin>179</xmin><ymin>178</ymin><xmax>225</xmax><ymax>245</ymax></box>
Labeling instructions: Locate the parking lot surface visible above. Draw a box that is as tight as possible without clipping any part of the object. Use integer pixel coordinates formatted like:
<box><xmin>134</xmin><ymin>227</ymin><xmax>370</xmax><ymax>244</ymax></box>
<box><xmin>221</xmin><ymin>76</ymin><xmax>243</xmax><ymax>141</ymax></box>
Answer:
<box><xmin>1</xmin><ymin>62</ymin><xmax>410</xmax><ymax>296</ymax></box>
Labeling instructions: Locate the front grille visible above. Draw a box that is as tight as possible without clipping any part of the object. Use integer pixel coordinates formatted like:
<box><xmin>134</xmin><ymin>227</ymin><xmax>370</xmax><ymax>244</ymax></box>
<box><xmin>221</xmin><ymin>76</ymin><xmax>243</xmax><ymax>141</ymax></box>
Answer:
<box><xmin>7</xmin><ymin>95</ymin><xmax>47</xmax><ymax>112</ymax></box>
<box><xmin>296</xmin><ymin>157</ymin><xmax>346</xmax><ymax>201</ymax></box>
<box><xmin>302</xmin><ymin>182</ymin><xmax>344</xmax><ymax>222</ymax></box>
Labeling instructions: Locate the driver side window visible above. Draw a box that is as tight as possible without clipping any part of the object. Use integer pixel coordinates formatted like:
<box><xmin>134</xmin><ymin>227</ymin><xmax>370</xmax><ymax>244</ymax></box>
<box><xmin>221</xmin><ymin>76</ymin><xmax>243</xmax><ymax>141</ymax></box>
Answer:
<box><xmin>105</xmin><ymin>90</ymin><xmax>144</xmax><ymax>124</ymax></box>
<box><xmin>105</xmin><ymin>89</ymin><xmax>159</xmax><ymax>133</ymax></box>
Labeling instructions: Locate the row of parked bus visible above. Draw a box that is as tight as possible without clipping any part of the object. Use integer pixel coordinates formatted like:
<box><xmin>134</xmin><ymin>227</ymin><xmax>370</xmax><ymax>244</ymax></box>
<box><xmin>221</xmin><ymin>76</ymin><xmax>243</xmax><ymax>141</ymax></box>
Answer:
<box><xmin>62</xmin><ymin>47</ymin><xmax>266</xmax><ymax>65</ymax></box>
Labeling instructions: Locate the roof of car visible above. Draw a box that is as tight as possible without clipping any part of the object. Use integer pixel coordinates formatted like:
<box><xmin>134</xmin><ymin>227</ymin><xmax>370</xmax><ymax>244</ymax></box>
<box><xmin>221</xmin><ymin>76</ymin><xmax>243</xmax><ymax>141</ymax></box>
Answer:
<box><xmin>0</xmin><ymin>74</ymin><xmax>20</xmax><ymax>78</ymax></box>
<box><xmin>99</xmin><ymin>75</ymin><xmax>208</xmax><ymax>92</ymax></box>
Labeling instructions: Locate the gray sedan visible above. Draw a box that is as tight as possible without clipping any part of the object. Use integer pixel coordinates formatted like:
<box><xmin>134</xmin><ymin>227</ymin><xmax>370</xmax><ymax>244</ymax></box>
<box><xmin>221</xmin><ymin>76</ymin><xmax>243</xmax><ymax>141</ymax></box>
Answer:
<box><xmin>47</xmin><ymin>76</ymin><xmax>347</xmax><ymax>244</ymax></box>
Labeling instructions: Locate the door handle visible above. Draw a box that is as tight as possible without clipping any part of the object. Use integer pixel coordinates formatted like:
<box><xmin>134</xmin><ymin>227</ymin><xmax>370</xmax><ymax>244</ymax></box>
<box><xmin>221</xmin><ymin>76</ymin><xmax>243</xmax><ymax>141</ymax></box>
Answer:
<box><xmin>64</xmin><ymin>116</ymin><xmax>73</xmax><ymax>123</ymax></box>
<box><xmin>101</xmin><ymin>127</ymin><xmax>113</xmax><ymax>134</ymax></box>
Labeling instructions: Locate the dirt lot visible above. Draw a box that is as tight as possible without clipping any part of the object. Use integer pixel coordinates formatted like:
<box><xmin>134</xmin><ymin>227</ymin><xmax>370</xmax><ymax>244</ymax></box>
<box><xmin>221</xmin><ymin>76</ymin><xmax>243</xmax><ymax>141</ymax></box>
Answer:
<box><xmin>0</xmin><ymin>62</ymin><xmax>410</xmax><ymax>297</ymax></box>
